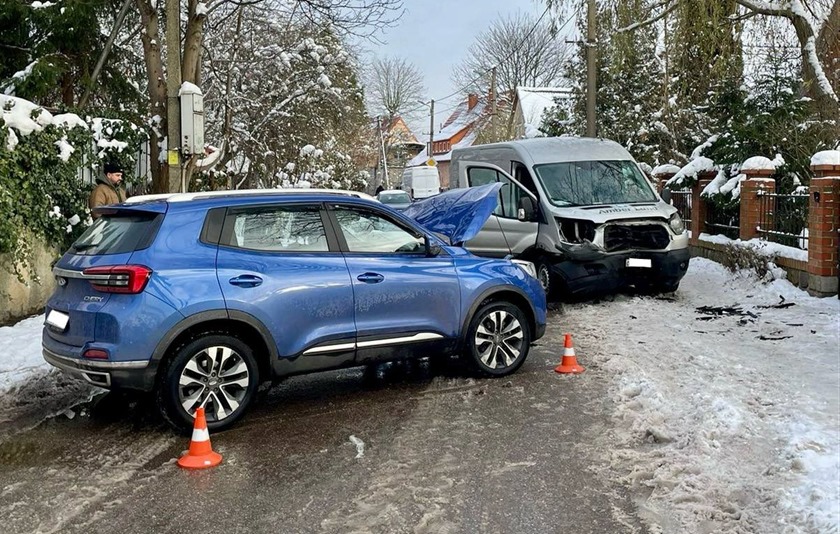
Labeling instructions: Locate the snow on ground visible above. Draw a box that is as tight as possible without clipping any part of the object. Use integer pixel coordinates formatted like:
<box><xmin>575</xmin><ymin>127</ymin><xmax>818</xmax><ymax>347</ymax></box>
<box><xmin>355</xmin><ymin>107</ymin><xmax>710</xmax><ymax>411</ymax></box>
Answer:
<box><xmin>569</xmin><ymin>258</ymin><xmax>839</xmax><ymax>534</ymax></box>
<box><xmin>0</xmin><ymin>314</ymin><xmax>49</xmax><ymax>393</ymax></box>
<box><xmin>0</xmin><ymin>258</ymin><xmax>837</xmax><ymax>532</ymax></box>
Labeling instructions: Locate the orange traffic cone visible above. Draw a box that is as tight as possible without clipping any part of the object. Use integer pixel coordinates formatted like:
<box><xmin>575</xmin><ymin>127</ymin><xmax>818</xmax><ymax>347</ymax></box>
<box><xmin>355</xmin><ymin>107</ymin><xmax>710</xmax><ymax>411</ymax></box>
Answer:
<box><xmin>555</xmin><ymin>333</ymin><xmax>585</xmax><ymax>374</ymax></box>
<box><xmin>177</xmin><ymin>406</ymin><xmax>222</xmax><ymax>469</ymax></box>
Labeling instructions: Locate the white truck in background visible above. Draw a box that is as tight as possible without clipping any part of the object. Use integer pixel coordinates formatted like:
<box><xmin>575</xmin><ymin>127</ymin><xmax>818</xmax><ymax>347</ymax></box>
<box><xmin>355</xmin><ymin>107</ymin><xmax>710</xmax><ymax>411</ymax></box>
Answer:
<box><xmin>402</xmin><ymin>166</ymin><xmax>441</xmax><ymax>200</ymax></box>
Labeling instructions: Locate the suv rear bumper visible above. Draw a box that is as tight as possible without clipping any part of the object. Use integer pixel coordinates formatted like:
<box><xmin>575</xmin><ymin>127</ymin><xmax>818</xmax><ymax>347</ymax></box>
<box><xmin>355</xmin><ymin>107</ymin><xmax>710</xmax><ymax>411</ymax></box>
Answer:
<box><xmin>42</xmin><ymin>346</ymin><xmax>157</xmax><ymax>391</ymax></box>
<box><xmin>552</xmin><ymin>248</ymin><xmax>691</xmax><ymax>296</ymax></box>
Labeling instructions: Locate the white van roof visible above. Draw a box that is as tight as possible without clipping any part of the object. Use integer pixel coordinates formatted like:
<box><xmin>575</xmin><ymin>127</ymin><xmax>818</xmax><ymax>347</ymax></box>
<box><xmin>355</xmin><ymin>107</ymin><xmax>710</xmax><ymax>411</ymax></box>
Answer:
<box><xmin>456</xmin><ymin>137</ymin><xmax>634</xmax><ymax>165</ymax></box>
<box><xmin>403</xmin><ymin>166</ymin><xmax>439</xmax><ymax>175</ymax></box>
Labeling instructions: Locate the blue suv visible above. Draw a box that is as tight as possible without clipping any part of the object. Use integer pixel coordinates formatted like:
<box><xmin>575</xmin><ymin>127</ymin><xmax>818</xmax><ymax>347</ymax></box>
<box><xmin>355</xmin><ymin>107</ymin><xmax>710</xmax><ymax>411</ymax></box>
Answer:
<box><xmin>42</xmin><ymin>188</ymin><xmax>546</xmax><ymax>431</ymax></box>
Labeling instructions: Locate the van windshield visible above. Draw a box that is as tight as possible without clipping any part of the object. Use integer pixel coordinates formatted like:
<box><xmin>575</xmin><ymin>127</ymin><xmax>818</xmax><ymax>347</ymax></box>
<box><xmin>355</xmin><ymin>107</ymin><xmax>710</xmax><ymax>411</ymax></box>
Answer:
<box><xmin>533</xmin><ymin>160</ymin><xmax>656</xmax><ymax>207</ymax></box>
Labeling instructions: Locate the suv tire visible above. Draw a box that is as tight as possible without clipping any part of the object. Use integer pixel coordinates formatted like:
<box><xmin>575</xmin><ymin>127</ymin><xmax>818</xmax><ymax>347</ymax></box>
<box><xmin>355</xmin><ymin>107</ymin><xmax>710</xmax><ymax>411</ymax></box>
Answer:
<box><xmin>464</xmin><ymin>301</ymin><xmax>531</xmax><ymax>377</ymax></box>
<box><xmin>158</xmin><ymin>333</ymin><xmax>259</xmax><ymax>432</ymax></box>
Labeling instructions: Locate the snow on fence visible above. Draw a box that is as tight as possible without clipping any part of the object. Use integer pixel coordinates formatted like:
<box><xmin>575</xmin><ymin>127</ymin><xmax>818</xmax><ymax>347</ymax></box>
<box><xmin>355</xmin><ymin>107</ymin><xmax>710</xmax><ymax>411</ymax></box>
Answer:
<box><xmin>653</xmin><ymin>152</ymin><xmax>840</xmax><ymax>296</ymax></box>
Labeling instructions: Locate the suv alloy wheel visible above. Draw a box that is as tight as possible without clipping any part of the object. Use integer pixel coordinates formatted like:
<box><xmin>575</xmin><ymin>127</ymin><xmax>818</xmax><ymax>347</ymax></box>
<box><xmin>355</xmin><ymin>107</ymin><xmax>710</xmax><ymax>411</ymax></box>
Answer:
<box><xmin>464</xmin><ymin>301</ymin><xmax>531</xmax><ymax>377</ymax></box>
<box><xmin>158</xmin><ymin>333</ymin><xmax>259</xmax><ymax>432</ymax></box>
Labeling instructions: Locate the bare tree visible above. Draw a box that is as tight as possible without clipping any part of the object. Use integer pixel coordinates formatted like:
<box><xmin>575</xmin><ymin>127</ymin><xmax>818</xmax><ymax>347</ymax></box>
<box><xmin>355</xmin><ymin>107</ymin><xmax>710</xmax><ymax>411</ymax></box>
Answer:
<box><xmin>452</xmin><ymin>12</ymin><xmax>572</xmax><ymax>94</ymax></box>
<box><xmin>366</xmin><ymin>56</ymin><xmax>425</xmax><ymax>121</ymax></box>
<box><xmin>131</xmin><ymin>0</ymin><xmax>403</xmax><ymax>192</ymax></box>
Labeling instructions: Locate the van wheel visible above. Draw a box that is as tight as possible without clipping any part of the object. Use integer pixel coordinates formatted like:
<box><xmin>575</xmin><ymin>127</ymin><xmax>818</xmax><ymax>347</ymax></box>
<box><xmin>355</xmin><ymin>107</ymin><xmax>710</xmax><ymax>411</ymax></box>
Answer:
<box><xmin>158</xmin><ymin>333</ymin><xmax>259</xmax><ymax>433</ymax></box>
<box><xmin>464</xmin><ymin>301</ymin><xmax>531</xmax><ymax>377</ymax></box>
<box><xmin>535</xmin><ymin>259</ymin><xmax>555</xmax><ymax>297</ymax></box>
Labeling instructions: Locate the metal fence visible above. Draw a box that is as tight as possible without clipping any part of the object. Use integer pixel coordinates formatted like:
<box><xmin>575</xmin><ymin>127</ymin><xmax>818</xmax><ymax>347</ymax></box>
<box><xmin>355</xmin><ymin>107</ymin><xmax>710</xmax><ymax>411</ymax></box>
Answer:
<box><xmin>757</xmin><ymin>192</ymin><xmax>809</xmax><ymax>249</ymax></box>
<box><xmin>77</xmin><ymin>140</ymin><xmax>153</xmax><ymax>196</ymax></box>
<box><xmin>705</xmin><ymin>200</ymin><xmax>740</xmax><ymax>240</ymax></box>
<box><xmin>670</xmin><ymin>189</ymin><xmax>692</xmax><ymax>227</ymax></box>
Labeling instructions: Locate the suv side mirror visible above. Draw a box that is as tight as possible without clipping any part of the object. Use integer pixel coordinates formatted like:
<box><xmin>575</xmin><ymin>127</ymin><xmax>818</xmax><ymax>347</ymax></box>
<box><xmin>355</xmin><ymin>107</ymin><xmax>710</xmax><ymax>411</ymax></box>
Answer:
<box><xmin>661</xmin><ymin>188</ymin><xmax>672</xmax><ymax>203</ymax></box>
<box><xmin>425</xmin><ymin>236</ymin><xmax>442</xmax><ymax>257</ymax></box>
<box><xmin>518</xmin><ymin>196</ymin><xmax>536</xmax><ymax>222</ymax></box>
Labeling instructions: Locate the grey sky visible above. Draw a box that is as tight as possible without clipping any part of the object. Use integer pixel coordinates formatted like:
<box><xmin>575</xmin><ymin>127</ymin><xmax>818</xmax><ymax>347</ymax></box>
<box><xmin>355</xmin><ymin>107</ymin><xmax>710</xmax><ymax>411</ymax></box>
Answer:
<box><xmin>368</xmin><ymin>0</ymin><xmax>544</xmax><ymax>137</ymax></box>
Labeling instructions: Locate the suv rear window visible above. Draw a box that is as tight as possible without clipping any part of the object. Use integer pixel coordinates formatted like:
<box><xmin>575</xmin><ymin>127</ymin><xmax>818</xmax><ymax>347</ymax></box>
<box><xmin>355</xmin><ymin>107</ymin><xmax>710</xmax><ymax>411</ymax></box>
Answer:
<box><xmin>70</xmin><ymin>213</ymin><xmax>162</xmax><ymax>256</ymax></box>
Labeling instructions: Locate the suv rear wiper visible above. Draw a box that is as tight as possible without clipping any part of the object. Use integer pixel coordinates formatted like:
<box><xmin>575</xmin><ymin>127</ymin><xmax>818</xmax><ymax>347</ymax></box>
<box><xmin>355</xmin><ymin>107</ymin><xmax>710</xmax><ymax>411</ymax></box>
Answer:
<box><xmin>71</xmin><ymin>242</ymin><xmax>99</xmax><ymax>251</ymax></box>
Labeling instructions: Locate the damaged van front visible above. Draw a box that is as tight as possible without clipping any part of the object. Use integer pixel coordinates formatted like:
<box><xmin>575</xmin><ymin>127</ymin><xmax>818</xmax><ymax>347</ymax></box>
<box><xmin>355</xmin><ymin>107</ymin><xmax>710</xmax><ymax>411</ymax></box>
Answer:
<box><xmin>449</xmin><ymin>137</ymin><xmax>690</xmax><ymax>297</ymax></box>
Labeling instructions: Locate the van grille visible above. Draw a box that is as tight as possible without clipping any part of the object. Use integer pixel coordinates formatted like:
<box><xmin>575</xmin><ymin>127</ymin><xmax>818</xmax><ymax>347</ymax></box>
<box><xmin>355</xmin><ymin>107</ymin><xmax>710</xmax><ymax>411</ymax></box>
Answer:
<box><xmin>604</xmin><ymin>224</ymin><xmax>670</xmax><ymax>251</ymax></box>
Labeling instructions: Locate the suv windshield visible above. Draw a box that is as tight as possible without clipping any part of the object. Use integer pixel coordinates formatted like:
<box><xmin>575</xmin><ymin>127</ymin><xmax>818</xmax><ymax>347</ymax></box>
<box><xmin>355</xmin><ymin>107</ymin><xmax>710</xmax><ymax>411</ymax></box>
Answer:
<box><xmin>534</xmin><ymin>160</ymin><xmax>656</xmax><ymax>207</ymax></box>
<box><xmin>378</xmin><ymin>191</ymin><xmax>411</xmax><ymax>204</ymax></box>
<box><xmin>70</xmin><ymin>213</ymin><xmax>161</xmax><ymax>255</ymax></box>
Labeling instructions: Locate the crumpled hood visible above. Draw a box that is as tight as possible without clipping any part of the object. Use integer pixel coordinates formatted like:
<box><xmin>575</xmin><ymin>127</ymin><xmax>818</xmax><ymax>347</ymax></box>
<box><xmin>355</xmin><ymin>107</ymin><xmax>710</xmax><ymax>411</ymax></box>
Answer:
<box><xmin>403</xmin><ymin>183</ymin><xmax>502</xmax><ymax>245</ymax></box>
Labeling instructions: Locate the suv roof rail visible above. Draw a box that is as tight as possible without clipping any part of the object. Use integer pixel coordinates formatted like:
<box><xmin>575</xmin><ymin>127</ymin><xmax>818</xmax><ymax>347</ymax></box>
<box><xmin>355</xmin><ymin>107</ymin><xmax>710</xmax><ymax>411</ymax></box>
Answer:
<box><xmin>124</xmin><ymin>188</ymin><xmax>378</xmax><ymax>204</ymax></box>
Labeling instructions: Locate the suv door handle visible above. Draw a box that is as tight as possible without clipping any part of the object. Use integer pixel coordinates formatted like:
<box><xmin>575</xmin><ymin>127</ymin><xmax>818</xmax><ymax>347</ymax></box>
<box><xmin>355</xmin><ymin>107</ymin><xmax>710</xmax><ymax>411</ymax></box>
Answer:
<box><xmin>229</xmin><ymin>275</ymin><xmax>263</xmax><ymax>288</ymax></box>
<box><xmin>356</xmin><ymin>272</ymin><xmax>385</xmax><ymax>284</ymax></box>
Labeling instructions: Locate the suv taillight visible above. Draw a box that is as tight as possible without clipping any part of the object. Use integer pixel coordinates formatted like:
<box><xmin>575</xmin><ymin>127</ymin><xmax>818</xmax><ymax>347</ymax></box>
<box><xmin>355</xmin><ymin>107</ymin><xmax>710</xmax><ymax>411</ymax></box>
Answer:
<box><xmin>83</xmin><ymin>265</ymin><xmax>152</xmax><ymax>294</ymax></box>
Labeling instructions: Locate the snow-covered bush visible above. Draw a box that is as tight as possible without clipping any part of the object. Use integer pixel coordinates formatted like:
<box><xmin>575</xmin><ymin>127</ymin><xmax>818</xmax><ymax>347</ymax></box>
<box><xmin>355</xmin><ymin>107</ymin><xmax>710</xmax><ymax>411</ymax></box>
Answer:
<box><xmin>201</xmin><ymin>8</ymin><xmax>373</xmax><ymax>191</ymax></box>
<box><xmin>719</xmin><ymin>243</ymin><xmax>779</xmax><ymax>282</ymax></box>
<box><xmin>0</xmin><ymin>95</ymin><xmax>145</xmax><ymax>281</ymax></box>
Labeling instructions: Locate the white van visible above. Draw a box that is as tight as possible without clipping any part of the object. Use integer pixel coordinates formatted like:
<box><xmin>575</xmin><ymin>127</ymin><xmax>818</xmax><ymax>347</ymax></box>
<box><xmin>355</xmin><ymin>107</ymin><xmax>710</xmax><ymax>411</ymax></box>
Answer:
<box><xmin>450</xmin><ymin>137</ymin><xmax>690</xmax><ymax>297</ymax></box>
<box><xmin>402</xmin><ymin>166</ymin><xmax>441</xmax><ymax>199</ymax></box>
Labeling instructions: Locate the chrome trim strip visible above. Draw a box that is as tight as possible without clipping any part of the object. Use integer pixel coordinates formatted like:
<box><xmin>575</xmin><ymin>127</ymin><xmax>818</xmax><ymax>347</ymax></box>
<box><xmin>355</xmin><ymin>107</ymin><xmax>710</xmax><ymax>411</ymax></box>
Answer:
<box><xmin>43</xmin><ymin>350</ymin><xmax>111</xmax><ymax>387</ymax></box>
<box><xmin>356</xmin><ymin>332</ymin><xmax>443</xmax><ymax>348</ymax></box>
<box><xmin>301</xmin><ymin>333</ymin><xmax>445</xmax><ymax>355</ymax></box>
<box><xmin>302</xmin><ymin>342</ymin><xmax>356</xmax><ymax>355</ymax></box>
<box><xmin>53</xmin><ymin>267</ymin><xmax>93</xmax><ymax>279</ymax></box>
<box><xmin>42</xmin><ymin>347</ymin><xmax>149</xmax><ymax>369</ymax></box>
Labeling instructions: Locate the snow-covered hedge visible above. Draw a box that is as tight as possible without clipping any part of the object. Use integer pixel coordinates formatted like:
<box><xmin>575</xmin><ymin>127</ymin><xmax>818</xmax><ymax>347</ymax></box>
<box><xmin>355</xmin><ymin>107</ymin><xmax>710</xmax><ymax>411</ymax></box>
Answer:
<box><xmin>1</xmin><ymin>95</ymin><xmax>145</xmax><ymax>281</ymax></box>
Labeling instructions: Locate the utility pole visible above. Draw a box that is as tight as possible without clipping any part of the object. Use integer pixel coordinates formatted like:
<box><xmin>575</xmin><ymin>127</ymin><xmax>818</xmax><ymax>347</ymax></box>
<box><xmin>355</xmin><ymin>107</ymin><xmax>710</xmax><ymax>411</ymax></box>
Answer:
<box><xmin>165</xmin><ymin>0</ymin><xmax>183</xmax><ymax>192</ymax></box>
<box><xmin>376</xmin><ymin>116</ymin><xmax>390</xmax><ymax>188</ymax></box>
<box><xmin>490</xmin><ymin>66</ymin><xmax>498</xmax><ymax>140</ymax></box>
<box><xmin>428</xmin><ymin>99</ymin><xmax>435</xmax><ymax>163</ymax></box>
<box><xmin>586</xmin><ymin>0</ymin><xmax>597</xmax><ymax>138</ymax></box>
<box><xmin>490</xmin><ymin>66</ymin><xmax>497</xmax><ymax>116</ymax></box>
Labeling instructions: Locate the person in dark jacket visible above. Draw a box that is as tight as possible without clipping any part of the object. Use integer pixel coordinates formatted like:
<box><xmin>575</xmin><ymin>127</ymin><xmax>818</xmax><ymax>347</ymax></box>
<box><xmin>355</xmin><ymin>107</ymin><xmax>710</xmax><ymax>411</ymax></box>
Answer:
<box><xmin>89</xmin><ymin>161</ymin><xmax>127</xmax><ymax>219</ymax></box>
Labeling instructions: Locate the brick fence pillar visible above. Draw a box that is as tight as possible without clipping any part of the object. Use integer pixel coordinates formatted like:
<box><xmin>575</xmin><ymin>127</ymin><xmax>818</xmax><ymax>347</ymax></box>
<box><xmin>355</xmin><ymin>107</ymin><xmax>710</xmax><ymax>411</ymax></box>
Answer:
<box><xmin>740</xmin><ymin>167</ymin><xmax>776</xmax><ymax>241</ymax></box>
<box><xmin>652</xmin><ymin>172</ymin><xmax>676</xmax><ymax>194</ymax></box>
<box><xmin>690</xmin><ymin>170</ymin><xmax>717</xmax><ymax>246</ymax></box>
<box><xmin>652</xmin><ymin>165</ymin><xmax>681</xmax><ymax>195</ymax></box>
<box><xmin>808</xmin><ymin>159</ymin><xmax>840</xmax><ymax>296</ymax></box>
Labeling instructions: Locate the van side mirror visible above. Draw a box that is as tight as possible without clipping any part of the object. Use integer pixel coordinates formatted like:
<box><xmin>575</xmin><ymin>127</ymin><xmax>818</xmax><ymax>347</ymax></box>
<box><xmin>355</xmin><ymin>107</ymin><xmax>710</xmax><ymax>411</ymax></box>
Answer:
<box><xmin>518</xmin><ymin>197</ymin><xmax>536</xmax><ymax>222</ymax></box>
<box><xmin>660</xmin><ymin>188</ymin><xmax>672</xmax><ymax>204</ymax></box>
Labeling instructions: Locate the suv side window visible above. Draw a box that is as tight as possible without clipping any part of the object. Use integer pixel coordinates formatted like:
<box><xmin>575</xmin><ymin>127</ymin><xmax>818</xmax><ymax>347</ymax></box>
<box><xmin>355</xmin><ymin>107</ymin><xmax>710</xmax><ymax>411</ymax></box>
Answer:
<box><xmin>221</xmin><ymin>205</ymin><xmax>329</xmax><ymax>252</ymax></box>
<box><xmin>333</xmin><ymin>206</ymin><xmax>425</xmax><ymax>254</ymax></box>
<box><xmin>466</xmin><ymin>167</ymin><xmax>524</xmax><ymax>220</ymax></box>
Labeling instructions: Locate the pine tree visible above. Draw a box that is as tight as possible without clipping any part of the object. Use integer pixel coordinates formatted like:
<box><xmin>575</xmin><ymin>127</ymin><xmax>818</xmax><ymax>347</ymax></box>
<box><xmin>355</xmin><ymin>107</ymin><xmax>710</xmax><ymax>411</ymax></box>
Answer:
<box><xmin>667</xmin><ymin>0</ymin><xmax>743</xmax><ymax>159</ymax></box>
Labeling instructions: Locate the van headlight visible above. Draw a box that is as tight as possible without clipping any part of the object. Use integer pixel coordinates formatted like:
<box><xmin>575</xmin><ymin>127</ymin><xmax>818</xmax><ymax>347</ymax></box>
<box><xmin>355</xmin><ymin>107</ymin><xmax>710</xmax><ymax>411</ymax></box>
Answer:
<box><xmin>669</xmin><ymin>213</ymin><xmax>685</xmax><ymax>234</ymax></box>
<box><xmin>511</xmin><ymin>259</ymin><xmax>537</xmax><ymax>279</ymax></box>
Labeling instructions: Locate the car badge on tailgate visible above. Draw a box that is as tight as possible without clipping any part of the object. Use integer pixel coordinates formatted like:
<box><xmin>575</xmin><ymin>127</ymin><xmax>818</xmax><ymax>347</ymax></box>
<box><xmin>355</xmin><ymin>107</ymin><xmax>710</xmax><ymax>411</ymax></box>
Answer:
<box><xmin>83</xmin><ymin>295</ymin><xmax>104</xmax><ymax>302</ymax></box>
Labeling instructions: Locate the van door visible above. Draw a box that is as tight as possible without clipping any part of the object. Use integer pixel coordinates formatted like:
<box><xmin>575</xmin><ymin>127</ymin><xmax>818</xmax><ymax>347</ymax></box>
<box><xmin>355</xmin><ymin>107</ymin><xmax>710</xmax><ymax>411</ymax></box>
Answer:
<box><xmin>460</xmin><ymin>163</ymin><xmax>539</xmax><ymax>257</ymax></box>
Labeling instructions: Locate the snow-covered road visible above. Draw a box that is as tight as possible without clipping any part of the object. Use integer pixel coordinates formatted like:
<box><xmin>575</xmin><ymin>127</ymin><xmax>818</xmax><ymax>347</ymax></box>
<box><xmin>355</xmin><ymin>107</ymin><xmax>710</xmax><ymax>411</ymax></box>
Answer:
<box><xmin>565</xmin><ymin>258</ymin><xmax>839</xmax><ymax>533</ymax></box>
<box><xmin>0</xmin><ymin>257</ymin><xmax>837</xmax><ymax>533</ymax></box>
